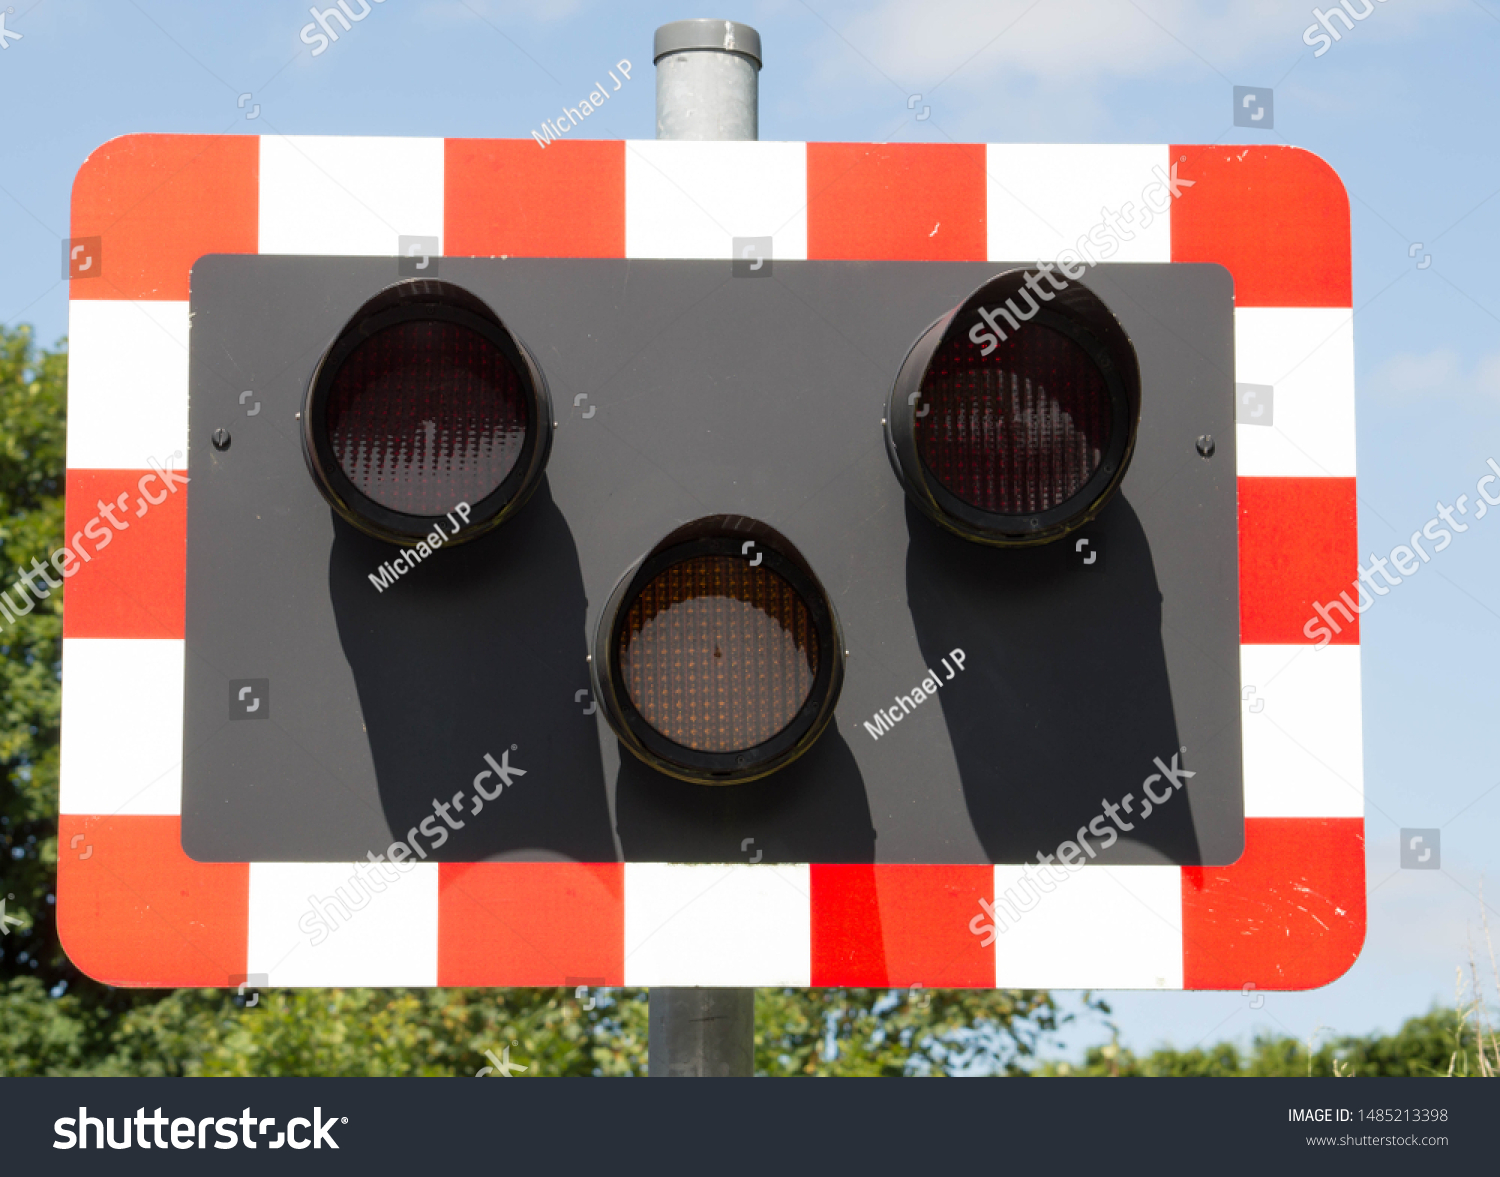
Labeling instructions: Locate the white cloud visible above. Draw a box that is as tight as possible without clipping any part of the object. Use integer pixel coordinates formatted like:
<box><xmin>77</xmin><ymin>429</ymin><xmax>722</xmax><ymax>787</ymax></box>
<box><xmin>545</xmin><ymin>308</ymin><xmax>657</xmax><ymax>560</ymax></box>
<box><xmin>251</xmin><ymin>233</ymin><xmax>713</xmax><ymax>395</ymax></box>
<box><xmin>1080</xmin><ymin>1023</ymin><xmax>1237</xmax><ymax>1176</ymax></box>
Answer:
<box><xmin>421</xmin><ymin>0</ymin><xmax>585</xmax><ymax>28</ymax></box>
<box><xmin>813</xmin><ymin>0</ymin><xmax>1471</xmax><ymax>93</ymax></box>
<box><xmin>1367</xmin><ymin>347</ymin><xmax>1500</xmax><ymax>403</ymax></box>
<box><xmin>843</xmin><ymin>0</ymin><xmax>1298</xmax><ymax>85</ymax></box>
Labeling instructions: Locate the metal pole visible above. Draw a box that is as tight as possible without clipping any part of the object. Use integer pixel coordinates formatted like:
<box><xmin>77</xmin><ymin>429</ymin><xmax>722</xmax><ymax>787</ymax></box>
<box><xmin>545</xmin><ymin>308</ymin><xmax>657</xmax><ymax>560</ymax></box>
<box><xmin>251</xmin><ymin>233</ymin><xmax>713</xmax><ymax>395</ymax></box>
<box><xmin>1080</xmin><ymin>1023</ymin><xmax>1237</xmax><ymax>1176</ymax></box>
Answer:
<box><xmin>648</xmin><ymin>988</ymin><xmax>756</xmax><ymax>1076</ymax></box>
<box><xmin>647</xmin><ymin>19</ymin><xmax>763</xmax><ymax>1076</ymax></box>
<box><xmin>653</xmin><ymin>19</ymin><xmax>762</xmax><ymax>141</ymax></box>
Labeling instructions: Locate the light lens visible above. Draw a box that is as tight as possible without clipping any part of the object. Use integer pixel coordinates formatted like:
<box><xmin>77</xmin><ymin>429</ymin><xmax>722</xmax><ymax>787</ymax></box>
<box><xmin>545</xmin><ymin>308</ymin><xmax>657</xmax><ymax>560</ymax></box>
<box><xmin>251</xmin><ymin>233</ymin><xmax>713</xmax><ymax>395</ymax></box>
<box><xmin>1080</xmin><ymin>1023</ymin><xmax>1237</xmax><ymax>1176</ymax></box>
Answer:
<box><xmin>593</xmin><ymin>518</ymin><xmax>844</xmax><ymax>784</ymax></box>
<box><xmin>619</xmin><ymin>555</ymin><xmax>818</xmax><ymax>754</ymax></box>
<box><xmin>327</xmin><ymin>319</ymin><xmax>528</xmax><ymax>517</ymax></box>
<box><xmin>916</xmin><ymin>322</ymin><xmax>1111</xmax><ymax>516</ymax></box>
<box><xmin>304</xmin><ymin>280</ymin><xmax>551</xmax><ymax>546</ymax></box>
<box><xmin>886</xmin><ymin>270</ymin><xmax>1139</xmax><ymax>546</ymax></box>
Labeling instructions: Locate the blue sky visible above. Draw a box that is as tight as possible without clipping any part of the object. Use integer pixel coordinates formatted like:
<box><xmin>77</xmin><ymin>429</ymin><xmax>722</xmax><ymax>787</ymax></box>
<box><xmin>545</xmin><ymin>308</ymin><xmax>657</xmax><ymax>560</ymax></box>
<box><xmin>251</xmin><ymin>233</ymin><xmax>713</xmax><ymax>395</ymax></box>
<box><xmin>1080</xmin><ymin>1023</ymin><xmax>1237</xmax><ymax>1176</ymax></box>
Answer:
<box><xmin>3</xmin><ymin>0</ymin><xmax>1498</xmax><ymax>1062</ymax></box>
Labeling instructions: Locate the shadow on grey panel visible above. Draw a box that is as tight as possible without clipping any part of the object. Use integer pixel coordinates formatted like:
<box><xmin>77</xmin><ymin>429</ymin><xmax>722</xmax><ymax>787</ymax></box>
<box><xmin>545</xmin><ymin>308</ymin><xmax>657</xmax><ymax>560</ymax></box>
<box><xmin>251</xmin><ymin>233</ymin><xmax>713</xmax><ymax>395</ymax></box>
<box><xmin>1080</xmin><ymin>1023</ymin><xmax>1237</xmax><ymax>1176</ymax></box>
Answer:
<box><xmin>905</xmin><ymin>496</ymin><xmax>1200</xmax><ymax>864</ymax></box>
<box><xmin>614</xmin><ymin>727</ymin><xmax>876</xmax><ymax>864</ymax></box>
<box><xmin>328</xmin><ymin>479</ymin><xmax>617</xmax><ymax>862</ymax></box>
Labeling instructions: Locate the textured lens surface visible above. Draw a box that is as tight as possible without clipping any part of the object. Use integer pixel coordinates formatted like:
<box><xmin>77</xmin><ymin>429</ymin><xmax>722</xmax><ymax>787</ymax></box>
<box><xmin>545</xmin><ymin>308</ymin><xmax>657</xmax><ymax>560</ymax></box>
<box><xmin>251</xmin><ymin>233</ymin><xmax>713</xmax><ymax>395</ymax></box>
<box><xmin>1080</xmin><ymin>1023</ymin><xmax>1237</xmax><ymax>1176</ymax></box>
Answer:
<box><xmin>916</xmin><ymin>320</ymin><xmax>1112</xmax><ymax>515</ymax></box>
<box><xmin>620</xmin><ymin>556</ymin><xmax>819</xmax><ymax>754</ymax></box>
<box><xmin>327</xmin><ymin>320</ymin><xmax>527</xmax><ymax>516</ymax></box>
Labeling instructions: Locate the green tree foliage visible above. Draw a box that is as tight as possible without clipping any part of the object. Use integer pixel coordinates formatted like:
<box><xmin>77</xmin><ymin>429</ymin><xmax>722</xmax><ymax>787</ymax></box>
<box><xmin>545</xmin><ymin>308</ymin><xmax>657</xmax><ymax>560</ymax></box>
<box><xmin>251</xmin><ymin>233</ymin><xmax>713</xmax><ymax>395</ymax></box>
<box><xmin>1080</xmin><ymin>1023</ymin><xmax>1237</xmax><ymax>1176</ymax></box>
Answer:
<box><xmin>756</xmin><ymin>987</ymin><xmax>1066</xmax><ymax>1075</ymax></box>
<box><xmin>1035</xmin><ymin>1008</ymin><xmax>1493</xmax><ymax>1077</ymax></box>
<box><xmin>1</xmin><ymin>984</ymin><xmax>652</xmax><ymax>1077</ymax></box>
<box><xmin>3</xmin><ymin>980</ymin><xmax>1074</xmax><ymax>1077</ymax></box>
<box><xmin>1</xmin><ymin>323</ymin><xmax>66</xmax><ymax>991</ymax></box>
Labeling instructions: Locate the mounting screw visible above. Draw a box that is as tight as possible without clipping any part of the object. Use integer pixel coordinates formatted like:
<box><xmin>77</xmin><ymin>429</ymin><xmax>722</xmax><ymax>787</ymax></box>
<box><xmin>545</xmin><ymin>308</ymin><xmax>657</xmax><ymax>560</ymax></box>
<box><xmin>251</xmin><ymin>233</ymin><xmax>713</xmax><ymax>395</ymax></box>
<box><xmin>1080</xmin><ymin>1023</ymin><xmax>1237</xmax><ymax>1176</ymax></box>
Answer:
<box><xmin>1195</xmin><ymin>434</ymin><xmax>1215</xmax><ymax>458</ymax></box>
<box><xmin>212</xmin><ymin>428</ymin><xmax>231</xmax><ymax>451</ymax></box>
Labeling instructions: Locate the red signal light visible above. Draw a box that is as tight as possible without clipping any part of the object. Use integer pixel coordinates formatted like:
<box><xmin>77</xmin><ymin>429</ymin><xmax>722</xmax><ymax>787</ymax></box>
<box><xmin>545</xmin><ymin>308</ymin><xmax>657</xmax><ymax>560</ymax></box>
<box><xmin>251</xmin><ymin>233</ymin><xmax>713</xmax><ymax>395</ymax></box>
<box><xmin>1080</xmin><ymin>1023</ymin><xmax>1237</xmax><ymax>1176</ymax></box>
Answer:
<box><xmin>304</xmin><ymin>279</ymin><xmax>552</xmax><ymax>545</ymax></box>
<box><xmin>887</xmin><ymin>269</ymin><xmax>1140</xmax><ymax>545</ymax></box>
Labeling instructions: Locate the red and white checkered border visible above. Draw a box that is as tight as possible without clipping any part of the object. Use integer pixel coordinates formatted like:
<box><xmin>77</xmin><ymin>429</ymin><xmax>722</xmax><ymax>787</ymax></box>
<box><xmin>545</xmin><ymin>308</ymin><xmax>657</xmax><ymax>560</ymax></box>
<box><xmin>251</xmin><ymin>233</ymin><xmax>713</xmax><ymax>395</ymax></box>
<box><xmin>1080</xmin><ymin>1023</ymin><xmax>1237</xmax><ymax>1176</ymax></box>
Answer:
<box><xmin>58</xmin><ymin>135</ymin><xmax>1364</xmax><ymax>990</ymax></box>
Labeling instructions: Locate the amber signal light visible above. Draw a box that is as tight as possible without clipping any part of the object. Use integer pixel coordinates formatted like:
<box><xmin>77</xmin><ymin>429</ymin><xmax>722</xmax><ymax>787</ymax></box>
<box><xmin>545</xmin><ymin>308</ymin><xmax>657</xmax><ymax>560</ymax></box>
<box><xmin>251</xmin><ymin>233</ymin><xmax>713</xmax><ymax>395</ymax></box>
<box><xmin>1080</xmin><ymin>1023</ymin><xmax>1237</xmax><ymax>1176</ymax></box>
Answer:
<box><xmin>591</xmin><ymin>516</ymin><xmax>844</xmax><ymax>785</ymax></box>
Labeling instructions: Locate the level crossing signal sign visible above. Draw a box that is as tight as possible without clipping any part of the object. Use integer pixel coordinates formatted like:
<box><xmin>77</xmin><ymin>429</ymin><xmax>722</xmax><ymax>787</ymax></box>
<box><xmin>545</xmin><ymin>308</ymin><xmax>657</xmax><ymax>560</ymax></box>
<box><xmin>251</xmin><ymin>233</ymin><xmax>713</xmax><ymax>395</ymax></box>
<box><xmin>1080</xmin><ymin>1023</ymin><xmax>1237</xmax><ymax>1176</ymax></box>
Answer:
<box><xmin>57</xmin><ymin>134</ymin><xmax>1362</xmax><ymax>992</ymax></box>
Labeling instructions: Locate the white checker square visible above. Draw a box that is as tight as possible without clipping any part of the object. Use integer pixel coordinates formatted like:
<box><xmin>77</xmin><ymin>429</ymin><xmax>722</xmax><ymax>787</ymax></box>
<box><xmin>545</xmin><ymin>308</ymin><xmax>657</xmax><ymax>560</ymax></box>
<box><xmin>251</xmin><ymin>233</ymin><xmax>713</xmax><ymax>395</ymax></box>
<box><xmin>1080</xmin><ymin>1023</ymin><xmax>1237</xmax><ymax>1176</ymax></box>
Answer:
<box><xmin>624</xmin><ymin>863</ymin><xmax>811</xmax><ymax>986</ymax></box>
<box><xmin>624</xmin><ymin>140</ymin><xmax>808</xmax><ymax>260</ymax></box>
<box><xmin>247</xmin><ymin>860</ymin><xmax>439</xmax><ymax>987</ymax></box>
<box><xmin>992</xmin><ymin>863</ymin><xmax>1183</xmax><ymax>989</ymax></box>
<box><xmin>66</xmin><ymin>300</ymin><xmax>189</xmax><ymax>470</ymax></box>
<box><xmin>60</xmin><ymin>638</ymin><xmax>184</xmax><ymax>815</ymax></box>
<box><xmin>1235</xmin><ymin>307</ymin><xmax>1356</xmax><ymax>478</ymax></box>
<box><xmin>258</xmin><ymin>136</ymin><xmax>444</xmax><ymax>257</ymax></box>
<box><xmin>986</xmin><ymin>144</ymin><xmax>1171</xmax><ymax>264</ymax></box>
<box><xmin>1241</xmin><ymin>643</ymin><xmax>1364</xmax><ymax>818</ymax></box>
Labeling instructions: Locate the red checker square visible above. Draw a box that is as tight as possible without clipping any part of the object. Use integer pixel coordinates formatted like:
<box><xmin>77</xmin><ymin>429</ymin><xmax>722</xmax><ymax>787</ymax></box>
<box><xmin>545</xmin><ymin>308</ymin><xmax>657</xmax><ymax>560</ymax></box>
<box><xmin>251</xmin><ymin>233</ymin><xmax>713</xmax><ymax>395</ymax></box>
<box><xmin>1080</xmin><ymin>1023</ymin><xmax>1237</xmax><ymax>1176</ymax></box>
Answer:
<box><xmin>1170</xmin><ymin>145</ymin><xmax>1351</xmax><ymax>308</ymax></box>
<box><xmin>1182</xmin><ymin>817</ymin><xmax>1365</xmax><ymax>990</ymax></box>
<box><xmin>437</xmin><ymin>862</ymin><xmax>624</xmax><ymax>986</ymax></box>
<box><xmin>62</xmin><ymin>469</ymin><xmax>187</xmax><ymax>639</ymax></box>
<box><xmin>445</xmin><ymin>138</ymin><xmax>625</xmax><ymax>259</ymax></box>
<box><xmin>811</xmin><ymin>864</ymin><xmax>995</xmax><ymax>987</ymax></box>
<box><xmin>57</xmin><ymin>815</ymin><xmax>249</xmax><ymax>987</ymax></box>
<box><xmin>1239</xmin><ymin>476</ymin><xmax>1359</xmax><ymax>645</ymax></box>
<box><xmin>807</xmin><ymin>143</ymin><xmax>987</xmax><ymax>262</ymax></box>
<box><xmin>70</xmin><ymin>134</ymin><xmax>258</xmax><ymax>302</ymax></box>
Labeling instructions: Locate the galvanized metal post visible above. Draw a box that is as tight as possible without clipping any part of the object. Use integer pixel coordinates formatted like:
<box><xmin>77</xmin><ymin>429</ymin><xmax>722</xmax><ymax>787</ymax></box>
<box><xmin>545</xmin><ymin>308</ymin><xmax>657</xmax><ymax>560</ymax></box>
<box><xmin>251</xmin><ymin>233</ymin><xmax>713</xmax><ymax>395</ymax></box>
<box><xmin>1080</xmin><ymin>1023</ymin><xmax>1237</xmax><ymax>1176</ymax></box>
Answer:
<box><xmin>653</xmin><ymin>19</ymin><xmax>762</xmax><ymax>141</ymax></box>
<box><xmin>648</xmin><ymin>987</ymin><xmax>756</xmax><ymax>1076</ymax></box>
<box><xmin>647</xmin><ymin>19</ymin><xmax>763</xmax><ymax>1076</ymax></box>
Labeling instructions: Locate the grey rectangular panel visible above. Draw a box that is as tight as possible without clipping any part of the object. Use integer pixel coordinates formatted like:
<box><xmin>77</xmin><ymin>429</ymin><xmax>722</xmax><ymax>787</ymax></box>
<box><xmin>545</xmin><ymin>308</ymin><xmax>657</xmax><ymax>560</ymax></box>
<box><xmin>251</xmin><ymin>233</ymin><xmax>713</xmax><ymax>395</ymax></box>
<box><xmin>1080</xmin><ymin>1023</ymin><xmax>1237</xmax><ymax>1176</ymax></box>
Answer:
<box><xmin>183</xmin><ymin>257</ymin><xmax>1240</xmax><ymax>866</ymax></box>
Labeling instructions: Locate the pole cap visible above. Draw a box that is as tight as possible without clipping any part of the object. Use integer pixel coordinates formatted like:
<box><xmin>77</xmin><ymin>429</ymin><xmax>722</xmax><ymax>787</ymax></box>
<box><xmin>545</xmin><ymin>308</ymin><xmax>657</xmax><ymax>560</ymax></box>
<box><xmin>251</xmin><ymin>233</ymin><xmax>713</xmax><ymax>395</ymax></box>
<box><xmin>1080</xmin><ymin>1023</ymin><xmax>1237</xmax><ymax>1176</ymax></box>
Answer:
<box><xmin>653</xmin><ymin>19</ymin><xmax>762</xmax><ymax>68</ymax></box>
